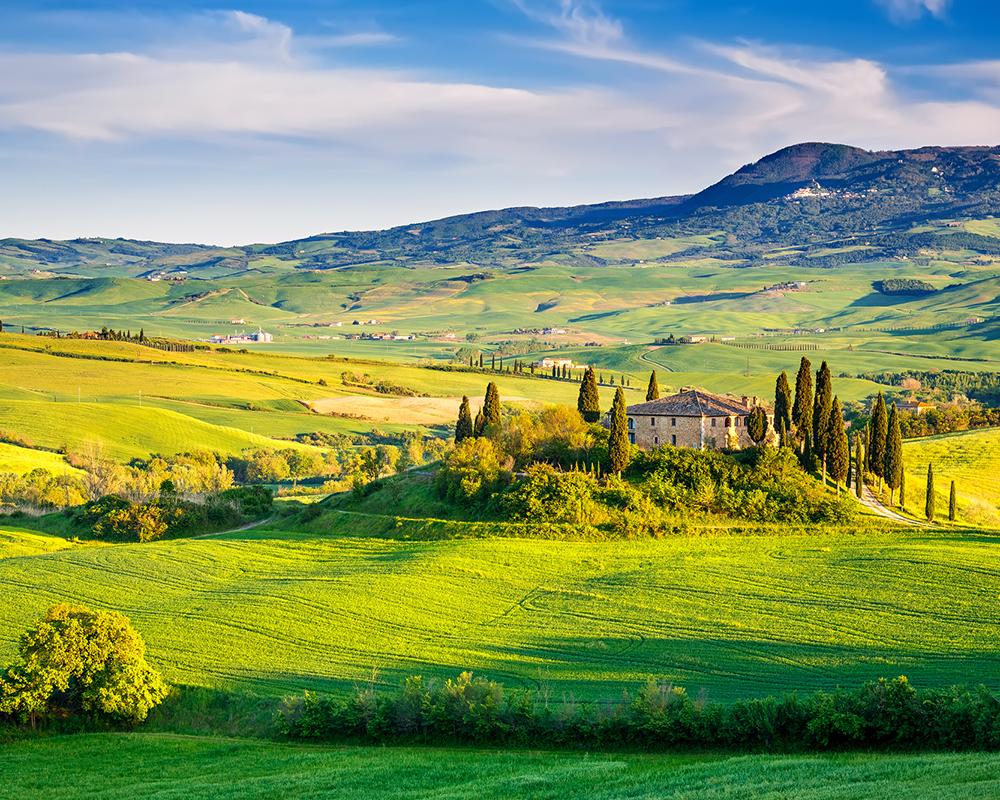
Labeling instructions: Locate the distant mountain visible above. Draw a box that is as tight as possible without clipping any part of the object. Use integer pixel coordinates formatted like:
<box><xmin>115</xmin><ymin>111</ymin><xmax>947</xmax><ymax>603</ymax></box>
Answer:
<box><xmin>4</xmin><ymin>142</ymin><xmax>1000</xmax><ymax>275</ymax></box>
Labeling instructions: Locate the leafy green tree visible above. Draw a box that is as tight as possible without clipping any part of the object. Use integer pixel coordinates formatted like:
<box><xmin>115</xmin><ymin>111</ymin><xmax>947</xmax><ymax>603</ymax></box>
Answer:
<box><xmin>577</xmin><ymin>367</ymin><xmax>601</xmax><ymax>423</ymax></box>
<box><xmin>482</xmin><ymin>382</ymin><xmax>501</xmax><ymax>427</ymax></box>
<box><xmin>812</xmin><ymin>361</ymin><xmax>833</xmax><ymax>463</ymax></box>
<box><xmin>884</xmin><ymin>405</ymin><xmax>903</xmax><ymax>504</ymax></box>
<box><xmin>607</xmin><ymin>388</ymin><xmax>630</xmax><ymax>474</ymax></box>
<box><xmin>869</xmin><ymin>393</ymin><xmax>888</xmax><ymax>486</ymax></box>
<box><xmin>826</xmin><ymin>397</ymin><xmax>850</xmax><ymax>494</ymax></box>
<box><xmin>435</xmin><ymin>438</ymin><xmax>510</xmax><ymax>504</ymax></box>
<box><xmin>93</xmin><ymin>502</ymin><xmax>170</xmax><ymax>543</ymax></box>
<box><xmin>455</xmin><ymin>396</ymin><xmax>474</xmax><ymax>443</ymax></box>
<box><xmin>774</xmin><ymin>371</ymin><xmax>792</xmax><ymax>446</ymax></box>
<box><xmin>0</xmin><ymin>604</ymin><xmax>168</xmax><ymax>727</ymax></box>
<box><xmin>246</xmin><ymin>450</ymin><xmax>291</xmax><ymax>483</ymax></box>
<box><xmin>747</xmin><ymin>406</ymin><xmax>768</xmax><ymax>445</ymax></box>
<box><xmin>925</xmin><ymin>463</ymin><xmax>935</xmax><ymax>522</ymax></box>
<box><xmin>645</xmin><ymin>370</ymin><xmax>660</xmax><ymax>401</ymax></box>
<box><xmin>949</xmin><ymin>480</ymin><xmax>957</xmax><ymax>522</ymax></box>
<box><xmin>791</xmin><ymin>357</ymin><xmax>813</xmax><ymax>450</ymax></box>
<box><xmin>360</xmin><ymin>445</ymin><xmax>400</xmax><ymax>484</ymax></box>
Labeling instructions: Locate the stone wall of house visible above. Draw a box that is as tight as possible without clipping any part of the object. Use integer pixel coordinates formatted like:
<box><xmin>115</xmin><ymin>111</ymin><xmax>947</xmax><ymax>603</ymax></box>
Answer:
<box><xmin>626</xmin><ymin>413</ymin><xmax>766</xmax><ymax>451</ymax></box>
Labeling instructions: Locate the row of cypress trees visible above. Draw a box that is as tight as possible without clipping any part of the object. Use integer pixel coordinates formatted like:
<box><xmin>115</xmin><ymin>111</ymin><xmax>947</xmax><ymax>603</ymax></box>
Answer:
<box><xmin>454</xmin><ymin>382</ymin><xmax>501</xmax><ymax>443</ymax></box>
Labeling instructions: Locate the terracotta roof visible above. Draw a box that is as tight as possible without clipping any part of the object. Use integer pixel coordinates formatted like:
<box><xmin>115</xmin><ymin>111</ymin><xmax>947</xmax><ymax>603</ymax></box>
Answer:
<box><xmin>626</xmin><ymin>389</ymin><xmax>754</xmax><ymax>417</ymax></box>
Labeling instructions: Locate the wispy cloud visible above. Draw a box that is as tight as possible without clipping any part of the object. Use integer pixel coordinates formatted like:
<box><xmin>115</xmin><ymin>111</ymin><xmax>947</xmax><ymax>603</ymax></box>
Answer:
<box><xmin>874</xmin><ymin>0</ymin><xmax>951</xmax><ymax>23</ymax></box>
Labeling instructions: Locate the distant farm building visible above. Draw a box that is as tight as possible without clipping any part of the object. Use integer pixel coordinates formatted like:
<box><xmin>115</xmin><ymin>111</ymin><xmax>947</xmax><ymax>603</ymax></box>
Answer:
<box><xmin>679</xmin><ymin>335</ymin><xmax>708</xmax><ymax>344</ymax></box>
<box><xmin>896</xmin><ymin>400</ymin><xmax>937</xmax><ymax>415</ymax></box>
<box><xmin>210</xmin><ymin>329</ymin><xmax>273</xmax><ymax>345</ymax></box>
<box><xmin>536</xmin><ymin>357</ymin><xmax>579</xmax><ymax>370</ymax></box>
<box><xmin>625</xmin><ymin>389</ymin><xmax>771</xmax><ymax>451</ymax></box>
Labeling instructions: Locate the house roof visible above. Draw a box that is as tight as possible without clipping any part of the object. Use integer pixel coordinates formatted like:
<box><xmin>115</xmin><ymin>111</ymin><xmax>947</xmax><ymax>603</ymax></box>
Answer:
<box><xmin>626</xmin><ymin>389</ymin><xmax>755</xmax><ymax>417</ymax></box>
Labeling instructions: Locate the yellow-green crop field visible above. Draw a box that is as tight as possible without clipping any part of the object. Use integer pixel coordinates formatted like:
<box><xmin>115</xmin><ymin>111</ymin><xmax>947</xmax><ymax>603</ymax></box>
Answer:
<box><xmin>1</xmin><ymin>522</ymin><xmax>997</xmax><ymax>702</ymax></box>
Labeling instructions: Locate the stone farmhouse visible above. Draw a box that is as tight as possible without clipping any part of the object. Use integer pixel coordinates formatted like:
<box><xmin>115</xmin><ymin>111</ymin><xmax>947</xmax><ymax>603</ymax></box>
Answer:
<box><xmin>625</xmin><ymin>389</ymin><xmax>772</xmax><ymax>451</ymax></box>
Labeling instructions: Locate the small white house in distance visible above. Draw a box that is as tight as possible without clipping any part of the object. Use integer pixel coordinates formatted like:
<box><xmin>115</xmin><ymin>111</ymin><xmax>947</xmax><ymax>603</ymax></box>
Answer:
<box><xmin>209</xmin><ymin>328</ymin><xmax>273</xmax><ymax>345</ymax></box>
<box><xmin>537</xmin><ymin>357</ymin><xmax>577</xmax><ymax>369</ymax></box>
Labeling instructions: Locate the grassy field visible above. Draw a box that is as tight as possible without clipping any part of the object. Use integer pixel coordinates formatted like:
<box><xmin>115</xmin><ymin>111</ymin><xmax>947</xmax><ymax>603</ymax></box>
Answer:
<box><xmin>0</xmin><ymin>441</ymin><xmax>81</xmax><ymax>475</ymax></box>
<box><xmin>1</xmin><ymin>521</ymin><xmax>997</xmax><ymax>702</ymax></box>
<box><xmin>2</xmin><ymin>734</ymin><xmax>999</xmax><ymax>800</ymax></box>
<box><xmin>902</xmin><ymin>427</ymin><xmax>1000</xmax><ymax>526</ymax></box>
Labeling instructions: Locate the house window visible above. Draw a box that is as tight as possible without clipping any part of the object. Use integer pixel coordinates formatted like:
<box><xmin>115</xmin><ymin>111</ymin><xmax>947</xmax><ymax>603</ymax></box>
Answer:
<box><xmin>651</xmin><ymin>417</ymin><xmax>656</xmax><ymax>426</ymax></box>
<box><xmin>628</xmin><ymin>417</ymin><xmax>634</xmax><ymax>430</ymax></box>
<box><xmin>671</xmin><ymin>418</ymin><xmax>676</xmax><ymax>427</ymax></box>
<box><xmin>654</xmin><ymin>436</ymin><xmax>659</xmax><ymax>445</ymax></box>
<box><xmin>735</xmin><ymin>417</ymin><xmax>740</xmax><ymax>427</ymax></box>
<box><xmin>671</xmin><ymin>434</ymin><xmax>677</xmax><ymax>445</ymax></box>
<box><xmin>711</xmin><ymin>418</ymin><xmax>716</xmax><ymax>427</ymax></box>
<box><xmin>725</xmin><ymin>417</ymin><xmax>731</xmax><ymax>428</ymax></box>
<box><xmin>628</xmin><ymin>433</ymin><xmax>635</xmax><ymax>444</ymax></box>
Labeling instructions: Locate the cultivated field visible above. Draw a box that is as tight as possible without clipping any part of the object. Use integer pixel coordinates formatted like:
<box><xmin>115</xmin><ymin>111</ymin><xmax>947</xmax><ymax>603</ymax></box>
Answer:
<box><xmin>2</xmin><ymin>734</ymin><xmax>999</xmax><ymax>800</ymax></box>
<box><xmin>1</xmin><ymin>522</ymin><xmax>997</xmax><ymax>702</ymax></box>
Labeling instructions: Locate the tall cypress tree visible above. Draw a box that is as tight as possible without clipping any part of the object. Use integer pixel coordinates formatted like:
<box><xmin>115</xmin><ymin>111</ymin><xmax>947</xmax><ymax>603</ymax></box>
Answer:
<box><xmin>455</xmin><ymin>396</ymin><xmax>474</xmax><ymax>443</ymax></box>
<box><xmin>747</xmin><ymin>406</ymin><xmax>768</xmax><ymax>445</ymax></box>
<box><xmin>854</xmin><ymin>437</ymin><xmax>864</xmax><ymax>498</ymax></box>
<box><xmin>473</xmin><ymin>409</ymin><xmax>486</xmax><ymax>437</ymax></box>
<box><xmin>645</xmin><ymin>370</ymin><xmax>660</xmax><ymax>401</ymax></box>
<box><xmin>925</xmin><ymin>463</ymin><xmax>935</xmax><ymax>522</ymax></box>
<box><xmin>826</xmin><ymin>397</ymin><xmax>850</xmax><ymax>494</ymax></box>
<box><xmin>791</xmin><ymin>357</ymin><xmax>813</xmax><ymax>450</ymax></box>
<box><xmin>869</xmin><ymin>393</ymin><xmax>888</xmax><ymax>486</ymax></box>
<box><xmin>884</xmin><ymin>404</ymin><xmax>903</xmax><ymax>505</ymax></box>
<box><xmin>774</xmin><ymin>371</ymin><xmax>792</xmax><ymax>446</ymax></box>
<box><xmin>949</xmin><ymin>481</ymin><xmax>957</xmax><ymax>522</ymax></box>
<box><xmin>578</xmin><ymin>367</ymin><xmax>601</xmax><ymax>423</ymax></box>
<box><xmin>812</xmin><ymin>361</ymin><xmax>833</xmax><ymax>464</ymax></box>
<box><xmin>482</xmin><ymin>382</ymin><xmax>501</xmax><ymax>427</ymax></box>
<box><xmin>608</xmin><ymin>387</ymin><xmax>630</xmax><ymax>474</ymax></box>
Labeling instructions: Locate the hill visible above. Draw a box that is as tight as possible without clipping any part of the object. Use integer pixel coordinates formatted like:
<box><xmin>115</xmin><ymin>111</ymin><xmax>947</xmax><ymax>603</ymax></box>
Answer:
<box><xmin>1</xmin><ymin>525</ymin><xmax>996</xmax><ymax>702</ymax></box>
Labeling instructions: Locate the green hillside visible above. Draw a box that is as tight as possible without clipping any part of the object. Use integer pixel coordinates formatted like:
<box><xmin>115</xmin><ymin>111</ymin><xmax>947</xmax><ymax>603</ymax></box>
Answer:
<box><xmin>1</xmin><ymin>526</ymin><xmax>996</xmax><ymax>702</ymax></box>
<box><xmin>3</xmin><ymin>734</ymin><xmax>999</xmax><ymax>800</ymax></box>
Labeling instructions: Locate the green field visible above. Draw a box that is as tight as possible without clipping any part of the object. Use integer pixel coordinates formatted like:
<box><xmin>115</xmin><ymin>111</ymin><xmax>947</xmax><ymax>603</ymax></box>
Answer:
<box><xmin>0</xmin><ymin>441</ymin><xmax>80</xmax><ymax>475</ymax></box>
<box><xmin>902</xmin><ymin>428</ymin><xmax>1000</xmax><ymax>526</ymax></box>
<box><xmin>1</xmin><ymin>522</ymin><xmax>997</xmax><ymax>702</ymax></box>
<box><xmin>2</xmin><ymin>734</ymin><xmax>999</xmax><ymax>800</ymax></box>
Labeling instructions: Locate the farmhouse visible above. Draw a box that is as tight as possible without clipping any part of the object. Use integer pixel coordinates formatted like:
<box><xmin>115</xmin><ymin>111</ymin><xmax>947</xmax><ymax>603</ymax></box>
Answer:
<box><xmin>537</xmin><ymin>357</ymin><xmax>578</xmax><ymax>369</ymax></box>
<box><xmin>625</xmin><ymin>389</ymin><xmax>770</xmax><ymax>450</ymax></box>
<box><xmin>896</xmin><ymin>400</ymin><xmax>937</xmax><ymax>415</ymax></box>
<box><xmin>209</xmin><ymin>329</ymin><xmax>273</xmax><ymax>345</ymax></box>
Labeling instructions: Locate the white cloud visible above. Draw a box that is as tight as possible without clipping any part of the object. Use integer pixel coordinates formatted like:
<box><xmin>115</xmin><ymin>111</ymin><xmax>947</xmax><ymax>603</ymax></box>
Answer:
<box><xmin>875</xmin><ymin>0</ymin><xmax>951</xmax><ymax>23</ymax></box>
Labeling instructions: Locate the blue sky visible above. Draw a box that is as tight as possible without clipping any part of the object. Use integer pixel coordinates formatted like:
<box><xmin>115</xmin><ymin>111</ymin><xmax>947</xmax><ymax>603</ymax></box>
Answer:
<box><xmin>1</xmin><ymin>0</ymin><xmax>999</xmax><ymax>244</ymax></box>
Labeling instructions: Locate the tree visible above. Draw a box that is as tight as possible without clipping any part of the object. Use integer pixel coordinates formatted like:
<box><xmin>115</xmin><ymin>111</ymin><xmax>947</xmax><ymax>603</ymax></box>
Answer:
<box><xmin>607</xmin><ymin>387</ymin><xmax>630</xmax><ymax>474</ymax></box>
<box><xmin>774</xmin><ymin>371</ymin><xmax>792</xmax><ymax>446</ymax></box>
<box><xmin>0</xmin><ymin>605</ymin><xmax>168</xmax><ymax>727</ymax></box>
<box><xmin>925</xmin><ymin>463</ymin><xmax>935</xmax><ymax>522</ymax></box>
<box><xmin>747</xmin><ymin>406</ymin><xmax>768</xmax><ymax>445</ymax></box>
<box><xmin>854</xmin><ymin>437</ymin><xmax>863</xmax><ymax>499</ymax></box>
<box><xmin>645</xmin><ymin>370</ymin><xmax>660</xmax><ymax>401</ymax></box>
<box><xmin>869</xmin><ymin>393</ymin><xmax>889</xmax><ymax>487</ymax></box>
<box><xmin>473</xmin><ymin>409</ymin><xmax>486</xmax><ymax>437</ymax></box>
<box><xmin>812</xmin><ymin>361</ymin><xmax>833</xmax><ymax>464</ymax></box>
<box><xmin>826</xmin><ymin>397</ymin><xmax>849</xmax><ymax>494</ymax></box>
<box><xmin>482</xmin><ymin>382</ymin><xmax>501</xmax><ymax>427</ymax></box>
<box><xmin>949</xmin><ymin>480</ymin><xmax>957</xmax><ymax>522</ymax></box>
<box><xmin>792</xmin><ymin>357</ymin><xmax>813</xmax><ymax>450</ymax></box>
<box><xmin>884</xmin><ymin>404</ymin><xmax>903</xmax><ymax>505</ymax></box>
<box><xmin>360</xmin><ymin>445</ymin><xmax>400</xmax><ymax>484</ymax></box>
<box><xmin>455</xmin><ymin>396</ymin><xmax>474</xmax><ymax>443</ymax></box>
<box><xmin>577</xmin><ymin>367</ymin><xmax>601</xmax><ymax>423</ymax></box>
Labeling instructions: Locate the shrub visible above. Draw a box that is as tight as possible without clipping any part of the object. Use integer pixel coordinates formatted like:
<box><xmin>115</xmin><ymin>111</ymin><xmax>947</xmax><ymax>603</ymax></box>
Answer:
<box><xmin>435</xmin><ymin>438</ymin><xmax>511</xmax><ymax>505</ymax></box>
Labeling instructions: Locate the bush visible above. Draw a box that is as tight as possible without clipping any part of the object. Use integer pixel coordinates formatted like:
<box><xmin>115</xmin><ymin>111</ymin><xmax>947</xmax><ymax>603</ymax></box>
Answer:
<box><xmin>435</xmin><ymin>438</ymin><xmax>512</xmax><ymax>505</ymax></box>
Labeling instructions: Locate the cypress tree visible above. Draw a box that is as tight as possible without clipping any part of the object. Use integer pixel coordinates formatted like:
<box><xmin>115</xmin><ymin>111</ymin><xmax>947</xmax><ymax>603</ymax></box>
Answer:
<box><xmin>747</xmin><ymin>406</ymin><xmax>768</xmax><ymax>445</ymax></box>
<box><xmin>455</xmin><ymin>396</ymin><xmax>473</xmax><ymax>443</ymax></box>
<box><xmin>482</xmin><ymin>382</ymin><xmax>501</xmax><ymax>427</ymax></box>
<box><xmin>854</xmin><ymin>437</ymin><xmax>864</xmax><ymax>498</ymax></box>
<box><xmin>774</xmin><ymin>371</ymin><xmax>792</xmax><ymax>446</ymax></box>
<box><xmin>473</xmin><ymin>409</ymin><xmax>485</xmax><ymax>437</ymax></box>
<box><xmin>949</xmin><ymin>481</ymin><xmax>957</xmax><ymax>522</ymax></box>
<box><xmin>869</xmin><ymin>393</ymin><xmax>888</xmax><ymax>486</ymax></box>
<box><xmin>826</xmin><ymin>396</ymin><xmax>849</xmax><ymax>494</ymax></box>
<box><xmin>607</xmin><ymin>387</ymin><xmax>630</xmax><ymax>474</ymax></box>
<box><xmin>812</xmin><ymin>361</ymin><xmax>833</xmax><ymax>463</ymax></box>
<box><xmin>925</xmin><ymin>463</ymin><xmax>935</xmax><ymax>522</ymax></box>
<box><xmin>645</xmin><ymin>370</ymin><xmax>661</xmax><ymax>401</ymax></box>
<box><xmin>884</xmin><ymin>404</ymin><xmax>903</xmax><ymax>505</ymax></box>
<box><xmin>791</xmin><ymin>356</ymin><xmax>813</xmax><ymax>450</ymax></box>
<box><xmin>578</xmin><ymin>367</ymin><xmax>601</xmax><ymax>423</ymax></box>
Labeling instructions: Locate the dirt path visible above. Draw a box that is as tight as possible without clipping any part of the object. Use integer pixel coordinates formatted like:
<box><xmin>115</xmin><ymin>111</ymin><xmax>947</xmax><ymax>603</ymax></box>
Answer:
<box><xmin>193</xmin><ymin>516</ymin><xmax>275</xmax><ymax>539</ymax></box>
<box><xmin>857</xmin><ymin>484</ymin><xmax>926</xmax><ymax>527</ymax></box>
